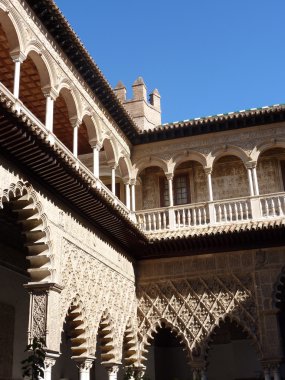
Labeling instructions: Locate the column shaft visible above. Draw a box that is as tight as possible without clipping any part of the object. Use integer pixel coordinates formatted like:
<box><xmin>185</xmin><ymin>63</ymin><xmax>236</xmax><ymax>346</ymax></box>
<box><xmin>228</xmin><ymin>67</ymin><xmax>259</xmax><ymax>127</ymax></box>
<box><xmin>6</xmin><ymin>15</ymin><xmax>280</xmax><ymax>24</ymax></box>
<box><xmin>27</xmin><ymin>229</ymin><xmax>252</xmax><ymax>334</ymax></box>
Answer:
<box><xmin>73</xmin><ymin>125</ymin><xmax>78</xmax><ymax>158</ymax></box>
<box><xmin>111</xmin><ymin>167</ymin><xmax>116</xmax><ymax>195</ymax></box>
<box><xmin>45</xmin><ymin>96</ymin><xmax>54</xmax><ymax>132</ymax></box>
<box><xmin>131</xmin><ymin>183</ymin><xmax>136</xmax><ymax>211</ymax></box>
<box><xmin>252</xmin><ymin>166</ymin><xmax>260</xmax><ymax>195</ymax></box>
<box><xmin>168</xmin><ymin>178</ymin><xmax>174</xmax><ymax>206</ymax></box>
<box><xmin>13</xmin><ymin>60</ymin><xmax>21</xmax><ymax>99</ymax></box>
<box><xmin>207</xmin><ymin>172</ymin><xmax>213</xmax><ymax>201</ymax></box>
<box><xmin>93</xmin><ymin>146</ymin><xmax>100</xmax><ymax>178</ymax></box>
<box><xmin>247</xmin><ymin>168</ymin><xmax>254</xmax><ymax>196</ymax></box>
<box><xmin>125</xmin><ymin>183</ymin><xmax>130</xmax><ymax>209</ymax></box>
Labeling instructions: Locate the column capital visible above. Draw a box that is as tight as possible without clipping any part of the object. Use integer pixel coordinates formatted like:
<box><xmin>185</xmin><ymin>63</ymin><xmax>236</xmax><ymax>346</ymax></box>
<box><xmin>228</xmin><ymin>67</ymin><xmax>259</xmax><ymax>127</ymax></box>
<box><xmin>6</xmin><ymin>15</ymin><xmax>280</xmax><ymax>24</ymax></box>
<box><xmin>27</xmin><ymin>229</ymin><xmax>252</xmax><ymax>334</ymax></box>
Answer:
<box><xmin>74</xmin><ymin>356</ymin><xmax>95</xmax><ymax>371</ymax></box>
<box><xmin>10</xmin><ymin>50</ymin><xmax>26</xmax><ymax>63</ymax></box>
<box><xmin>130</xmin><ymin>179</ymin><xmax>137</xmax><ymax>186</ymax></box>
<box><xmin>24</xmin><ymin>282</ymin><xmax>64</xmax><ymax>294</ymax></box>
<box><xmin>245</xmin><ymin>160</ymin><xmax>257</xmax><ymax>169</ymax></box>
<box><xmin>204</xmin><ymin>166</ymin><xmax>212</xmax><ymax>175</ymax></box>
<box><xmin>108</xmin><ymin>160</ymin><xmax>118</xmax><ymax>170</ymax></box>
<box><xmin>165</xmin><ymin>172</ymin><xmax>174</xmax><ymax>181</ymax></box>
<box><xmin>103</xmin><ymin>363</ymin><xmax>120</xmax><ymax>374</ymax></box>
<box><xmin>70</xmin><ymin>117</ymin><xmax>81</xmax><ymax>129</ymax></box>
<box><xmin>123</xmin><ymin>177</ymin><xmax>131</xmax><ymax>185</ymax></box>
<box><xmin>90</xmin><ymin>139</ymin><xmax>103</xmax><ymax>151</ymax></box>
<box><xmin>42</xmin><ymin>86</ymin><xmax>58</xmax><ymax>101</ymax></box>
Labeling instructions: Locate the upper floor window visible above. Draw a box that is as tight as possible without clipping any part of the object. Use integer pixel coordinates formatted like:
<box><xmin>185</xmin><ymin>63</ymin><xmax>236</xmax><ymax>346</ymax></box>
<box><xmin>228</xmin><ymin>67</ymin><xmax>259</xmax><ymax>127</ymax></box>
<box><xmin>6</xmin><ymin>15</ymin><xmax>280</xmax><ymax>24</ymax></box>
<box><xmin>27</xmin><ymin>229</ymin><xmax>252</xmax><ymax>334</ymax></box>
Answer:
<box><xmin>160</xmin><ymin>174</ymin><xmax>190</xmax><ymax>207</ymax></box>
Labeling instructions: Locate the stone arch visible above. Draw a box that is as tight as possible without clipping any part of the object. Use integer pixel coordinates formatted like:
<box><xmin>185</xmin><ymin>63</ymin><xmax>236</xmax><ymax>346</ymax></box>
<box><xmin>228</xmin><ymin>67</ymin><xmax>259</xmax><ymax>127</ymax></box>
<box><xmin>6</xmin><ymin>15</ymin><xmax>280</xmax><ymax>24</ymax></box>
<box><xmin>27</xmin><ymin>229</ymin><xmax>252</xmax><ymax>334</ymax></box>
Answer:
<box><xmin>253</xmin><ymin>139</ymin><xmax>285</xmax><ymax>162</ymax></box>
<box><xmin>82</xmin><ymin>113</ymin><xmax>102</xmax><ymax>143</ymax></box>
<box><xmin>24</xmin><ymin>43</ymin><xmax>54</xmax><ymax>89</ymax></box>
<box><xmin>139</xmin><ymin>318</ymin><xmax>191</xmax><ymax>366</ymax></box>
<box><xmin>210</xmin><ymin>145</ymin><xmax>250</xmax><ymax>167</ymax></box>
<box><xmin>133</xmin><ymin>156</ymin><xmax>168</xmax><ymax>178</ymax></box>
<box><xmin>0</xmin><ymin>5</ymin><xmax>23</xmax><ymax>53</ymax></box>
<box><xmin>57</xmin><ymin>85</ymin><xmax>79</xmax><ymax>121</ymax></box>
<box><xmin>102</xmin><ymin>137</ymin><xmax>118</xmax><ymax>164</ymax></box>
<box><xmin>172</xmin><ymin>150</ymin><xmax>207</xmax><ymax>172</ymax></box>
<box><xmin>118</xmin><ymin>156</ymin><xmax>131</xmax><ymax>180</ymax></box>
<box><xmin>201</xmin><ymin>314</ymin><xmax>261</xmax><ymax>360</ymax></box>
<box><xmin>0</xmin><ymin>181</ymin><xmax>54</xmax><ymax>283</ymax></box>
<box><xmin>122</xmin><ymin>318</ymin><xmax>139</xmax><ymax>367</ymax></box>
<box><xmin>95</xmin><ymin>309</ymin><xmax>117</xmax><ymax>363</ymax></box>
<box><xmin>63</xmin><ymin>295</ymin><xmax>89</xmax><ymax>357</ymax></box>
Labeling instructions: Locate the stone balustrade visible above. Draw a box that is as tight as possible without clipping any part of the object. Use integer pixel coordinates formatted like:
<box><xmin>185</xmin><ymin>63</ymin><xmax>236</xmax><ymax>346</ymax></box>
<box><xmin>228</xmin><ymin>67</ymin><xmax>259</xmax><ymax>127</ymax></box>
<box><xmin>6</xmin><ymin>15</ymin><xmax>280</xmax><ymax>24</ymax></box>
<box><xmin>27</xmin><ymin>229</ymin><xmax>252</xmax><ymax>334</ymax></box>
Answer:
<box><xmin>136</xmin><ymin>192</ymin><xmax>285</xmax><ymax>233</ymax></box>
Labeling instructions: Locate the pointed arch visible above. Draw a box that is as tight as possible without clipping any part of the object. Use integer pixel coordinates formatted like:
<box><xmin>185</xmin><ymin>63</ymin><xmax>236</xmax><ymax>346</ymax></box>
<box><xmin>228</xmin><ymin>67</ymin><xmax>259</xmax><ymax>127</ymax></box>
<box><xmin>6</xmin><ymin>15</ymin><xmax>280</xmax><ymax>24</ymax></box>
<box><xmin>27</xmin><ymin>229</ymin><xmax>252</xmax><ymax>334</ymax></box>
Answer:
<box><xmin>201</xmin><ymin>314</ymin><xmax>261</xmax><ymax>360</ymax></box>
<box><xmin>64</xmin><ymin>295</ymin><xmax>89</xmax><ymax>358</ymax></box>
<box><xmin>94</xmin><ymin>309</ymin><xmax>116</xmax><ymax>364</ymax></box>
<box><xmin>0</xmin><ymin>181</ymin><xmax>54</xmax><ymax>282</ymax></box>
<box><xmin>140</xmin><ymin>318</ymin><xmax>191</xmax><ymax>366</ymax></box>
<box><xmin>122</xmin><ymin>318</ymin><xmax>139</xmax><ymax>367</ymax></box>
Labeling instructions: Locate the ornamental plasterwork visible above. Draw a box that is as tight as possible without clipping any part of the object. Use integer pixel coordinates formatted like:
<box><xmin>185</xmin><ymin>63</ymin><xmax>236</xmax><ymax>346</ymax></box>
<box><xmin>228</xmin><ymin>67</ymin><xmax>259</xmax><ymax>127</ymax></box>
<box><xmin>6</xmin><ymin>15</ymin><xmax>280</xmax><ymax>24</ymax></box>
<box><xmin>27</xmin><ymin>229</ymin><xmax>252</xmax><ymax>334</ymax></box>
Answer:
<box><xmin>137</xmin><ymin>274</ymin><xmax>258</xmax><ymax>356</ymax></box>
<box><xmin>59</xmin><ymin>239</ymin><xmax>137</xmax><ymax>358</ymax></box>
<box><xmin>13</xmin><ymin>0</ymin><xmax>130</xmax><ymax>153</ymax></box>
<box><xmin>133</xmin><ymin>124</ymin><xmax>285</xmax><ymax>162</ymax></box>
<box><xmin>30</xmin><ymin>292</ymin><xmax>47</xmax><ymax>341</ymax></box>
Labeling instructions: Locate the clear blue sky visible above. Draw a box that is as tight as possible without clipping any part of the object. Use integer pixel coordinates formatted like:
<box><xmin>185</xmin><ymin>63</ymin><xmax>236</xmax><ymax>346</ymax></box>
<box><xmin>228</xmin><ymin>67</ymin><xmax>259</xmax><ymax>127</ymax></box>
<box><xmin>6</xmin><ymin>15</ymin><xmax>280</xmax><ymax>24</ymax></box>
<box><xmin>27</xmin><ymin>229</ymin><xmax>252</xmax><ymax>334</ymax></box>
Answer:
<box><xmin>55</xmin><ymin>0</ymin><xmax>285</xmax><ymax>124</ymax></box>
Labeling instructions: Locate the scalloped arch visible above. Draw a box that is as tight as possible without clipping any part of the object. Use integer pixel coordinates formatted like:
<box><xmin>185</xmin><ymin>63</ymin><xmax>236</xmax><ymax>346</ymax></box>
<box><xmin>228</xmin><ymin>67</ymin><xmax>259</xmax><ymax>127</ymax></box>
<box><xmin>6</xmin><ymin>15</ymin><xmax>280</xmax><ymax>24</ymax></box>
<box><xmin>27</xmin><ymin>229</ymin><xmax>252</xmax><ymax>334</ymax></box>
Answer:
<box><xmin>140</xmin><ymin>318</ymin><xmax>191</xmax><ymax>365</ymax></box>
<box><xmin>93</xmin><ymin>309</ymin><xmax>117</xmax><ymax>363</ymax></box>
<box><xmin>0</xmin><ymin>181</ymin><xmax>54</xmax><ymax>282</ymax></box>
<box><xmin>122</xmin><ymin>318</ymin><xmax>139</xmax><ymax>367</ymax></box>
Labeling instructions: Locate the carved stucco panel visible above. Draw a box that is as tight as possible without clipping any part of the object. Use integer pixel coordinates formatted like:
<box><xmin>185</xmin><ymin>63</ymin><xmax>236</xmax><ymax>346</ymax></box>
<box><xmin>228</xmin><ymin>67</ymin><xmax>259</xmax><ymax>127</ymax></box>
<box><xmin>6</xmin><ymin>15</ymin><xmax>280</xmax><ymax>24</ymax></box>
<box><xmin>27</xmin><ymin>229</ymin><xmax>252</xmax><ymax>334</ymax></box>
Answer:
<box><xmin>137</xmin><ymin>274</ymin><xmax>258</xmax><ymax>354</ymax></box>
<box><xmin>59</xmin><ymin>239</ymin><xmax>137</xmax><ymax>359</ymax></box>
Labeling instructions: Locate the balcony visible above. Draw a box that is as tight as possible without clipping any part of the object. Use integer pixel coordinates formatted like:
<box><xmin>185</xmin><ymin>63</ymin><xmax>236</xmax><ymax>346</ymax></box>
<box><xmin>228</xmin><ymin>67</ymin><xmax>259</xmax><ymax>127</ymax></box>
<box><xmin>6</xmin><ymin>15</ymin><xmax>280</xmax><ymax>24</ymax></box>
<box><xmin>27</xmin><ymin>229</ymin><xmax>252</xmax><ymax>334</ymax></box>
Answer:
<box><xmin>136</xmin><ymin>192</ymin><xmax>285</xmax><ymax>234</ymax></box>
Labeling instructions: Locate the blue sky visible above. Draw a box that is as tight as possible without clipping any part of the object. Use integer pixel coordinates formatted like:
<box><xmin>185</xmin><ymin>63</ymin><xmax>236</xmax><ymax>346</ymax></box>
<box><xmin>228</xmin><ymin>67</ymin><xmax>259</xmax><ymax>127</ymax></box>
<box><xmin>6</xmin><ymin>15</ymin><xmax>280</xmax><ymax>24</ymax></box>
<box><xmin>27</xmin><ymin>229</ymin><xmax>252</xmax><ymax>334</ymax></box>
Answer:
<box><xmin>55</xmin><ymin>0</ymin><xmax>285</xmax><ymax>124</ymax></box>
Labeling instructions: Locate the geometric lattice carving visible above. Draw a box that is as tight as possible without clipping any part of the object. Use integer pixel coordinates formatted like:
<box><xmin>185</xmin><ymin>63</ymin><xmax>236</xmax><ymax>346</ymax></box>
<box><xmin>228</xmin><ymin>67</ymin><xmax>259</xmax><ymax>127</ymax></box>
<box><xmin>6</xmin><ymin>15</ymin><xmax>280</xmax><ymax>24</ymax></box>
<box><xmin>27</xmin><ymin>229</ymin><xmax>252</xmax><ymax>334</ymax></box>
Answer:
<box><xmin>0</xmin><ymin>181</ymin><xmax>53</xmax><ymax>282</ymax></box>
<box><xmin>138</xmin><ymin>274</ymin><xmax>259</xmax><ymax>362</ymax></box>
<box><xmin>60</xmin><ymin>239</ymin><xmax>137</xmax><ymax>362</ymax></box>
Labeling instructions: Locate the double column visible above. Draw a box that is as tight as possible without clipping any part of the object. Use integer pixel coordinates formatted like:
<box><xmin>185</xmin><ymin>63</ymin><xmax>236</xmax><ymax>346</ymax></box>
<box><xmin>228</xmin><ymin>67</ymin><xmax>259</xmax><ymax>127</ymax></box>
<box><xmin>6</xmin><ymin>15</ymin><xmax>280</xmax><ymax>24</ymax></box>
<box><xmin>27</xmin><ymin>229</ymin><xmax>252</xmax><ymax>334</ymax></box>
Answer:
<box><xmin>190</xmin><ymin>361</ymin><xmax>207</xmax><ymax>380</ymax></box>
<box><xmin>70</xmin><ymin>117</ymin><xmax>81</xmax><ymax>158</ymax></box>
<box><xmin>262</xmin><ymin>362</ymin><xmax>281</xmax><ymax>380</ymax></box>
<box><xmin>90</xmin><ymin>140</ymin><xmax>102</xmax><ymax>178</ymax></box>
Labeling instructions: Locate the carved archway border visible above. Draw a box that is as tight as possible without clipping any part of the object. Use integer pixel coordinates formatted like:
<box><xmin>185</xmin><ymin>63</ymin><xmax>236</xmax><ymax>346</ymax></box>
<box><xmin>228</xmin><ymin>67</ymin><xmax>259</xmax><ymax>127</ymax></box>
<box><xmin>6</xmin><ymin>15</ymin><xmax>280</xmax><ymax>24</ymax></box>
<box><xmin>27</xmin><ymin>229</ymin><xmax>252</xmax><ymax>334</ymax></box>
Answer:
<box><xmin>94</xmin><ymin>309</ymin><xmax>117</xmax><ymax>364</ymax></box>
<box><xmin>139</xmin><ymin>318</ymin><xmax>191</xmax><ymax>365</ymax></box>
<box><xmin>201</xmin><ymin>314</ymin><xmax>262</xmax><ymax>360</ymax></box>
<box><xmin>0</xmin><ymin>181</ymin><xmax>54</xmax><ymax>282</ymax></box>
<box><xmin>122</xmin><ymin>318</ymin><xmax>139</xmax><ymax>367</ymax></box>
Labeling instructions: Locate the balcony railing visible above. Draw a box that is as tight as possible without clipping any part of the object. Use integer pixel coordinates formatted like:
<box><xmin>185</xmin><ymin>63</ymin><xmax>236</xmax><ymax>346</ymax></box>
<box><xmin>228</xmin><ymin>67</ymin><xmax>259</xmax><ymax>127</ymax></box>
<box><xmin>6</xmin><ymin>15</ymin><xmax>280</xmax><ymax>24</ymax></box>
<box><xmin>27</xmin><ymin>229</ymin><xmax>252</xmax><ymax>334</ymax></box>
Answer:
<box><xmin>136</xmin><ymin>192</ymin><xmax>285</xmax><ymax>233</ymax></box>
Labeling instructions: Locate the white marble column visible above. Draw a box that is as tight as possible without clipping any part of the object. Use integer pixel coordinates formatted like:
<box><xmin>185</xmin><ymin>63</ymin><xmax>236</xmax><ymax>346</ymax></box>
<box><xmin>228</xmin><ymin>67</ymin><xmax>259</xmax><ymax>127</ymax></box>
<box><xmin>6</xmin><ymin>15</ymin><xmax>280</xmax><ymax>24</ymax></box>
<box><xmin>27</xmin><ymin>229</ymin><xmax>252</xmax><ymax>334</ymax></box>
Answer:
<box><xmin>205</xmin><ymin>167</ymin><xmax>213</xmax><ymax>201</ymax></box>
<box><xmin>124</xmin><ymin>180</ymin><xmax>131</xmax><ymax>209</ymax></box>
<box><xmin>70</xmin><ymin>118</ymin><xmax>81</xmax><ymax>158</ymax></box>
<box><xmin>105</xmin><ymin>364</ymin><xmax>120</xmax><ymax>380</ymax></box>
<box><xmin>75</xmin><ymin>358</ymin><xmax>94</xmax><ymax>380</ymax></box>
<box><xmin>252</xmin><ymin>164</ymin><xmax>260</xmax><ymax>195</ymax></box>
<box><xmin>273</xmin><ymin>365</ymin><xmax>281</xmax><ymax>380</ymax></box>
<box><xmin>130</xmin><ymin>179</ymin><xmax>136</xmax><ymax>211</ymax></box>
<box><xmin>166</xmin><ymin>173</ymin><xmax>174</xmax><ymax>207</ymax></box>
<box><xmin>246</xmin><ymin>166</ymin><xmax>254</xmax><ymax>196</ymax></box>
<box><xmin>92</xmin><ymin>143</ymin><xmax>101</xmax><ymax>178</ymax></box>
<box><xmin>10</xmin><ymin>52</ymin><xmax>26</xmax><ymax>99</ymax></box>
<box><xmin>45</xmin><ymin>95</ymin><xmax>54</xmax><ymax>132</ymax></box>
<box><xmin>43</xmin><ymin>355</ymin><xmax>58</xmax><ymax>380</ymax></box>
<box><xmin>111</xmin><ymin>164</ymin><xmax>117</xmax><ymax>195</ymax></box>
<box><xmin>263</xmin><ymin>368</ymin><xmax>271</xmax><ymax>380</ymax></box>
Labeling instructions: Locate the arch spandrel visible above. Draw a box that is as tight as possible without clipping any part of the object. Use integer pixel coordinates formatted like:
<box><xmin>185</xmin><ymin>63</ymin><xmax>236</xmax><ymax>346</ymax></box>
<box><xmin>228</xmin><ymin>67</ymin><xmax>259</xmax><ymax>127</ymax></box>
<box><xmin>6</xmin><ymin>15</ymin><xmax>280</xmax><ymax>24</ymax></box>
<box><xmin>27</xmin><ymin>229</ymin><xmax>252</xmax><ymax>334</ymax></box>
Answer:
<box><xmin>137</xmin><ymin>275</ymin><xmax>257</xmax><ymax>361</ymax></box>
<box><xmin>133</xmin><ymin>156</ymin><xmax>168</xmax><ymax>178</ymax></box>
<box><xmin>210</xmin><ymin>144</ymin><xmax>251</xmax><ymax>167</ymax></box>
